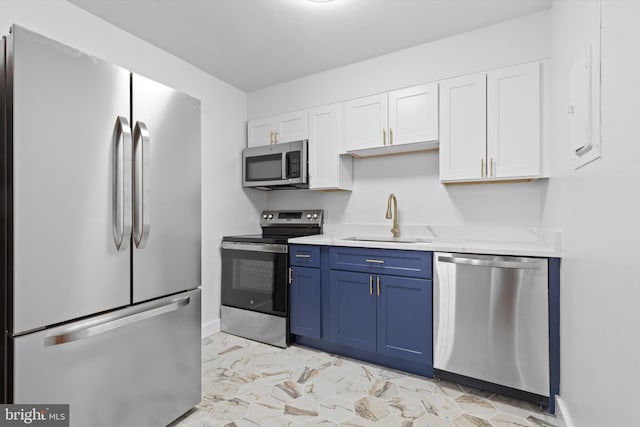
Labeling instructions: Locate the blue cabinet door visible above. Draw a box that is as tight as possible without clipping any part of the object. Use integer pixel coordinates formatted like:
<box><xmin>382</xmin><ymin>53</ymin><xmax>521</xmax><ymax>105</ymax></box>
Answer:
<box><xmin>377</xmin><ymin>275</ymin><xmax>432</xmax><ymax>364</ymax></box>
<box><xmin>290</xmin><ymin>266</ymin><xmax>321</xmax><ymax>339</ymax></box>
<box><xmin>328</xmin><ymin>270</ymin><xmax>377</xmax><ymax>352</ymax></box>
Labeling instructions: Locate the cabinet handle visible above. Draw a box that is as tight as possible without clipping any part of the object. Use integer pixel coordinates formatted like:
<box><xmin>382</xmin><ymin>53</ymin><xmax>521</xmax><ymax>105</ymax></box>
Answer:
<box><xmin>481</xmin><ymin>158</ymin><xmax>485</xmax><ymax>177</ymax></box>
<box><xmin>369</xmin><ymin>275</ymin><xmax>373</xmax><ymax>295</ymax></box>
<box><xmin>295</xmin><ymin>254</ymin><xmax>311</xmax><ymax>258</ymax></box>
<box><xmin>288</xmin><ymin>267</ymin><xmax>292</xmax><ymax>285</ymax></box>
<box><xmin>490</xmin><ymin>157</ymin><xmax>494</xmax><ymax>177</ymax></box>
<box><xmin>270</xmin><ymin>131</ymin><xmax>274</xmax><ymax>144</ymax></box>
<box><xmin>365</xmin><ymin>259</ymin><xmax>385</xmax><ymax>264</ymax></box>
<box><xmin>390</xmin><ymin>128</ymin><xmax>393</xmax><ymax>145</ymax></box>
<box><xmin>383</xmin><ymin>129</ymin><xmax>387</xmax><ymax>146</ymax></box>
<box><xmin>274</xmin><ymin>131</ymin><xmax>279</xmax><ymax>143</ymax></box>
<box><xmin>377</xmin><ymin>276</ymin><xmax>381</xmax><ymax>296</ymax></box>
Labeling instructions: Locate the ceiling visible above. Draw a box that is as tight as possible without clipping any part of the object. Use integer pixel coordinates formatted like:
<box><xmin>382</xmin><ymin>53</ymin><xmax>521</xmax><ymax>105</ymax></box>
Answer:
<box><xmin>68</xmin><ymin>0</ymin><xmax>551</xmax><ymax>92</ymax></box>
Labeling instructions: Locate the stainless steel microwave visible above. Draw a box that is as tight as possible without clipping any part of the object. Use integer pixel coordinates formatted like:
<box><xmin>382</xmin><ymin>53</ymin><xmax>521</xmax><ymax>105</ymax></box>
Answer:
<box><xmin>242</xmin><ymin>140</ymin><xmax>308</xmax><ymax>190</ymax></box>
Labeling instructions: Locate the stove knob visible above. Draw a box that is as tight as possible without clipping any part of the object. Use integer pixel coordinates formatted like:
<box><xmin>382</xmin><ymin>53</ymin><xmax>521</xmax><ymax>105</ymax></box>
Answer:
<box><xmin>313</xmin><ymin>213</ymin><xmax>319</xmax><ymax>220</ymax></box>
<box><xmin>268</xmin><ymin>214</ymin><xmax>274</xmax><ymax>220</ymax></box>
<box><xmin>262</xmin><ymin>213</ymin><xmax>268</xmax><ymax>220</ymax></box>
<box><xmin>306</xmin><ymin>213</ymin><xmax>312</xmax><ymax>219</ymax></box>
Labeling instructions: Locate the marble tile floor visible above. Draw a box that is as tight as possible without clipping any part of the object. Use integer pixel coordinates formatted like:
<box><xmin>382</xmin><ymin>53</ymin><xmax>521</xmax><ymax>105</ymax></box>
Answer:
<box><xmin>170</xmin><ymin>332</ymin><xmax>558</xmax><ymax>427</ymax></box>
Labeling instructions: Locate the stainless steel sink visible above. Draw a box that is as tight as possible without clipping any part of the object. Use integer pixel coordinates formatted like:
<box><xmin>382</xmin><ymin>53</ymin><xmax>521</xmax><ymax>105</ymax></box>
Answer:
<box><xmin>342</xmin><ymin>236</ymin><xmax>433</xmax><ymax>244</ymax></box>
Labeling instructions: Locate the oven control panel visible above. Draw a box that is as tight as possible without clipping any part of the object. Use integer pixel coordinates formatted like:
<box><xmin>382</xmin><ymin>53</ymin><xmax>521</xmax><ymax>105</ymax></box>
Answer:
<box><xmin>260</xmin><ymin>210</ymin><xmax>324</xmax><ymax>226</ymax></box>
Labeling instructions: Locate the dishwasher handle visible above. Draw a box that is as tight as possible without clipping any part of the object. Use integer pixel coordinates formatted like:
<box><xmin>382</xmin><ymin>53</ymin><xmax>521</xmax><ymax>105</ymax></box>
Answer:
<box><xmin>437</xmin><ymin>255</ymin><xmax>541</xmax><ymax>270</ymax></box>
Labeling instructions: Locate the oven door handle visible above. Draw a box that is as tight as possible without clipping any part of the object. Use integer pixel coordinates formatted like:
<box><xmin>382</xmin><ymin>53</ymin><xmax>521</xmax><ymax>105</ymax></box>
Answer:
<box><xmin>221</xmin><ymin>241</ymin><xmax>288</xmax><ymax>254</ymax></box>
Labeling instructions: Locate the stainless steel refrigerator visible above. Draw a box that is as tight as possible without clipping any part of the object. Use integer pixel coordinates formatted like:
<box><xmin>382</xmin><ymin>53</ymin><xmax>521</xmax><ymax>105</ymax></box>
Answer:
<box><xmin>1</xmin><ymin>25</ymin><xmax>202</xmax><ymax>426</ymax></box>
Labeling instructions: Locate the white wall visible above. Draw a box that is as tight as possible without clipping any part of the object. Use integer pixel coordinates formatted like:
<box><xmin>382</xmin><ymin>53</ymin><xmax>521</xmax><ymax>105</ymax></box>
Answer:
<box><xmin>247</xmin><ymin>11</ymin><xmax>551</xmax><ymax>230</ymax></box>
<box><xmin>0</xmin><ymin>0</ymin><xmax>264</xmax><ymax>336</ymax></box>
<box><xmin>544</xmin><ymin>0</ymin><xmax>640</xmax><ymax>425</ymax></box>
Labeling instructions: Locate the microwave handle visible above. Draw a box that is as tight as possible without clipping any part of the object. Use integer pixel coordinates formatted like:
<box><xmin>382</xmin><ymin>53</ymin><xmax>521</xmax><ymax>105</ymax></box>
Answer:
<box><xmin>281</xmin><ymin>152</ymin><xmax>287</xmax><ymax>179</ymax></box>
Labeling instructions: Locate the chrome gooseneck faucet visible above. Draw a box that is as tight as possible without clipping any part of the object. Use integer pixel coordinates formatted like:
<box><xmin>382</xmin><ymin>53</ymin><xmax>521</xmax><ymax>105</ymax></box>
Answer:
<box><xmin>385</xmin><ymin>193</ymin><xmax>399</xmax><ymax>238</ymax></box>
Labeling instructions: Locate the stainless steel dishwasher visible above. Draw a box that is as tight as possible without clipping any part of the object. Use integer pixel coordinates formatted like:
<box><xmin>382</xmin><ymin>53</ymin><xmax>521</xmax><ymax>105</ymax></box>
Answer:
<box><xmin>433</xmin><ymin>252</ymin><xmax>549</xmax><ymax>398</ymax></box>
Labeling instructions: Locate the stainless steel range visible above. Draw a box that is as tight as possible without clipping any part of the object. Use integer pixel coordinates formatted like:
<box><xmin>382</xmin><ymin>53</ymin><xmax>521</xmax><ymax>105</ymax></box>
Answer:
<box><xmin>220</xmin><ymin>210</ymin><xmax>323</xmax><ymax>347</ymax></box>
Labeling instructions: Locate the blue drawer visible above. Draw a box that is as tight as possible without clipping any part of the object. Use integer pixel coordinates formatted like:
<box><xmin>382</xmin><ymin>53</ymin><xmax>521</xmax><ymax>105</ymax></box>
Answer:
<box><xmin>329</xmin><ymin>246</ymin><xmax>432</xmax><ymax>279</ymax></box>
<box><xmin>289</xmin><ymin>245</ymin><xmax>321</xmax><ymax>268</ymax></box>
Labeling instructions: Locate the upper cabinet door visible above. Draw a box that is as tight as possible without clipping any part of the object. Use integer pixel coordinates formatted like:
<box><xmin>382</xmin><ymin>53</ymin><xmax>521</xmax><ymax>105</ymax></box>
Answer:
<box><xmin>487</xmin><ymin>62</ymin><xmax>541</xmax><ymax>179</ymax></box>
<box><xmin>439</xmin><ymin>73</ymin><xmax>487</xmax><ymax>182</ymax></box>
<box><xmin>247</xmin><ymin>117</ymin><xmax>276</xmax><ymax>147</ymax></box>
<box><xmin>388</xmin><ymin>83</ymin><xmax>439</xmax><ymax>146</ymax></box>
<box><xmin>344</xmin><ymin>93</ymin><xmax>388</xmax><ymax>151</ymax></box>
<box><xmin>308</xmin><ymin>104</ymin><xmax>352</xmax><ymax>191</ymax></box>
<box><xmin>247</xmin><ymin>110</ymin><xmax>308</xmax><ymax>147</ymax></box>
<box><xmin>132</xmin><ymin>74</ymin><xmax>201</xmax><ymax>303</ymax></box>
<box><xmin>277</xmin><ymin>110</ymin><xmax>309</xmax><ymax>143</ymax></box>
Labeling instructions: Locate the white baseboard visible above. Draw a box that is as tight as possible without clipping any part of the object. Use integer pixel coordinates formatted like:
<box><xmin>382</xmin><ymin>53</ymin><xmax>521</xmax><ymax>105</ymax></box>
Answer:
<box><xmin>555</xmin><ymin>396</ymin><xmax>575</xmax><ymax>427</ymax></box>
<box><xmin>201</xmin><ymin>318</ymin><xmax>220</xmax><ymax>339</ymax></box>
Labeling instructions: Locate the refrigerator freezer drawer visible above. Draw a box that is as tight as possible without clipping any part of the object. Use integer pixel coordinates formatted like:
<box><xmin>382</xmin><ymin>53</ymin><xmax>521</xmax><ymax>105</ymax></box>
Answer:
<box><xmin>12</xmin><ymin>289</ymin><xmax>201</xmax><ymax>427</ymax></box>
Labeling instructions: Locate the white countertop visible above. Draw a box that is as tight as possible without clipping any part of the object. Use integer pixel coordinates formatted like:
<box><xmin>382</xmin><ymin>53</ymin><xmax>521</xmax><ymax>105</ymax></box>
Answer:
<box><xmin>289</xmin><ymin>224</ymin><xmax>561</xmax><ymax>258</ymax></box>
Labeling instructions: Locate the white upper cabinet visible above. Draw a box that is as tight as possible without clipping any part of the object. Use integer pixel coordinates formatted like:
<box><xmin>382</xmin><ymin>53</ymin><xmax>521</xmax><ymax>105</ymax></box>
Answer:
<box><xmin>487</xmin><ymin>62</ymin><xmax>541</xmax><ymax>179</ymax></box>
<box><xmin>277</xmin><ymin>110</ymin><xmax>309</xmax><ymax>144</ymax></box>
<box><xmin>308</xmin><ymin>104</ymin><xmax>352</xmax><ymax>191</ymax></box>
<box><xmin>439</xmin><ymin>73</ymin><xmax>487</xmax><ymax>182</ymax></box>
<box><xmin>440</xmin><ymin>62</ymin><xmax>542</xmax><ymax>183</ymax></box>
<box><xmin>388</xmin><ymin>83</ymin><xmax>439</xmax><ymax>146</ymax></box>
<box><xmin>247</xmin><ymin>117</ymin><xmax>276</xmax><ymax>147</ymax></box>
<box><xmin>344</xmin><ymin>83</ymin><xmax>439</xmax><ymax>157</ymax></box>
<box><xmin>343</xmin><ymin>94</ymin><xmax>388</xmax><ymax>152</ymax></box>
<box><xmin>247</xmin><ymin>109</ymin><xmax>308</xmax><ymax>147</ymax></box>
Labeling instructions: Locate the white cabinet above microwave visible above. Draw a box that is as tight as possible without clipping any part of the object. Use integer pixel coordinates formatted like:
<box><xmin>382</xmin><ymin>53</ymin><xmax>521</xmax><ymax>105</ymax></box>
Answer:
<box><xmin>247</xmin><ymin>110</ymin><xmax>309</xmax><ymax>147</ymax></box>
<box><xmin>343</xmin><ymin>83</ymin><xmax>439</xmax><ymax>158</ymax></box>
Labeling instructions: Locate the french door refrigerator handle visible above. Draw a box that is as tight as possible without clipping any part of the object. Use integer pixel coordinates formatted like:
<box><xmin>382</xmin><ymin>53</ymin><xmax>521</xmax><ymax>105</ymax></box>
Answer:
<box><xmin>112</xmin><ymin>116</ymin><xmax>132</xmax><ymax>250</ymax></box>
<box><xmin>133</xmin><ymin>121</ymin><xmax>151</xmax><ymax>248</ymax></box>
<box><xmin>44</xmin><ymin>296</ymin><xmax>191</xmax><ymax>346</ymax></box>
<box><xmin>437</xmin><ymin>255</ymin><xmax>541</xmax><ymax>270</ymax></box>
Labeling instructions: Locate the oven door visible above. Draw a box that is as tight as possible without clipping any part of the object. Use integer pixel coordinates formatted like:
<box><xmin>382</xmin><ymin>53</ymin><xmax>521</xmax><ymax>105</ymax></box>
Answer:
<box><xmin>221</xmin><ymin>241</ymin><xmax>288</xmax><ymax>316</ymax></box>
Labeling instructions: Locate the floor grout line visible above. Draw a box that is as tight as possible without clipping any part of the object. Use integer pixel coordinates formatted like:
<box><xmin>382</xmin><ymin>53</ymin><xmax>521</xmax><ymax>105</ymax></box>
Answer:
<box><xmin>170</xmin><ymin>332</ymin><xmax>559</xmax><ymax>427</ymax></box>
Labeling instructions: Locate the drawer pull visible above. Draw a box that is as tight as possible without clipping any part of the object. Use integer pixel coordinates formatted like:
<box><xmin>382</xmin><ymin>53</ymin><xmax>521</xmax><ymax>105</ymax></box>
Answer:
<box><xmin>295</xmin><ymin>254</ymin><xmax>311</xmax><ymax>258</ymax></box>
<box><xmin>365</xmin><ymin>259</ymin><xmax>385</xmax><ymax>264</ymax></box>
<box><xmin>45</xmin><ymin>296</ymin><xmax>190</xmax><ymax>346</ymax></box>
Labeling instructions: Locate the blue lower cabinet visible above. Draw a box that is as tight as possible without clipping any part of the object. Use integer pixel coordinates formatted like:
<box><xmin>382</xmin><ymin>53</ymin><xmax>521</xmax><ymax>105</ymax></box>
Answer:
<box><xmin>295</xmin><ymin>246</ymin><xmax>434</xmax><ymax>378</ymax></box>
<box><xmin>328</xmin><ymin>270</ymin><xmax>377</xmax><ymax>352</ymax></box>
<box><xmin>290</xmin><ymin>266</ymin><xmax>321</xmax><ymax>339</ymax></box>
<box><xmin>377</xmin><ymin>275</ymin><xmax>432</xmax><ymax>364</ymax></box>
<box><xmin>327</xmin><ymin>270</ymin><xmax>432</xmax><ymax>366</ymax></box>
